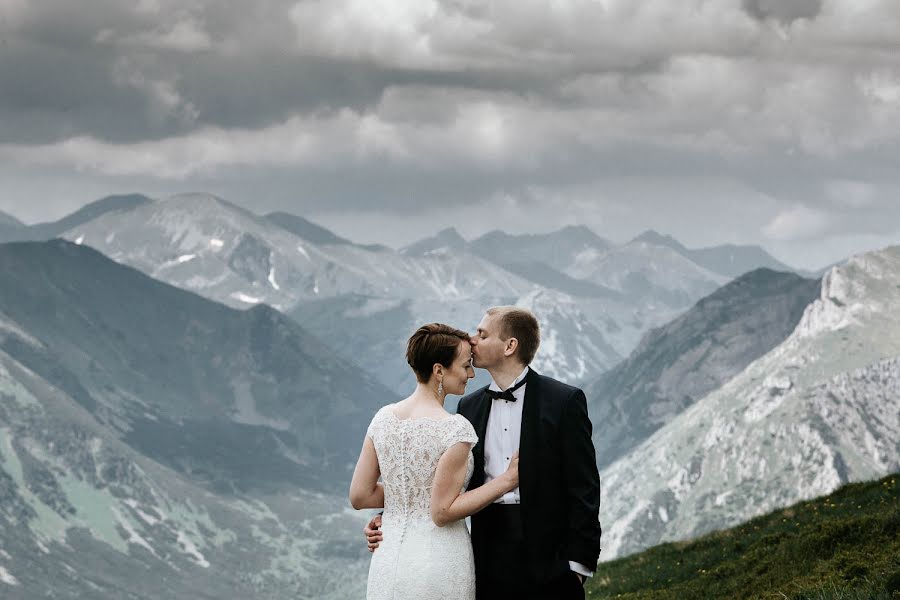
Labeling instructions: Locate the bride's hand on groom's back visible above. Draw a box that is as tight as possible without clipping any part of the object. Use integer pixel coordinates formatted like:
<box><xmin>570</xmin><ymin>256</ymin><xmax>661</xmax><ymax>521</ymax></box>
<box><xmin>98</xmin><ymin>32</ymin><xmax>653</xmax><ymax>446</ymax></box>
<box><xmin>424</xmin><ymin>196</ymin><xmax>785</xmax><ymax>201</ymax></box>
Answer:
<box><xmin>364</xmin><ymin>514</ymin><xmax>383</xmax><ymax>552</ymax></box>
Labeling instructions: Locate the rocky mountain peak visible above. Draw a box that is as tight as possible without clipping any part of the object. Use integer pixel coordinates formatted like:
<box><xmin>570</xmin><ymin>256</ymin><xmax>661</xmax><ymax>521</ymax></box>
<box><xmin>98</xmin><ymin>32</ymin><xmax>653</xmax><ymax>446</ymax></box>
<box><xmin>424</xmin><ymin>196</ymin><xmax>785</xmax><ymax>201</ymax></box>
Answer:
<box><xmin>400</xmin><ymin>227</ymin><xmax>467</xmax><ymax>255</ymax></box>
<box><xmin>264</xmin><ymin>212</ymin><xmax>352</xmax><ymax>245</ymax></box>
<box><xmin>156</xmin><ymin>192</ymin><xmax>256</xmax><ymax>218</ymax></box>
<box><xmin>632</xmin><ymin>229</ymin><xmax>685</xmax><ymax>251</ymax></box>
<box><xmin>796</xmin><ymin>245</ymin><xmax>900</xmax><ymax>339</ymax></box>
<box><xmin>0</xmin><ymin>209</ymin><xmax>24</xmax><ymax>228</ymax></box>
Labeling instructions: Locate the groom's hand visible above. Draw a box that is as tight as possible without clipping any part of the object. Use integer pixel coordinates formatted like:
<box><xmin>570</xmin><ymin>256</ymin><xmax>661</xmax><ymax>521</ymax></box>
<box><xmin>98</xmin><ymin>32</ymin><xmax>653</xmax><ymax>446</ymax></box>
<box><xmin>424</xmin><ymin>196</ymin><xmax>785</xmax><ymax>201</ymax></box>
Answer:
<box><xmin>364</xmin><ymin>514</ymin><xmax>383</xmax><ymax>552</ymax></box>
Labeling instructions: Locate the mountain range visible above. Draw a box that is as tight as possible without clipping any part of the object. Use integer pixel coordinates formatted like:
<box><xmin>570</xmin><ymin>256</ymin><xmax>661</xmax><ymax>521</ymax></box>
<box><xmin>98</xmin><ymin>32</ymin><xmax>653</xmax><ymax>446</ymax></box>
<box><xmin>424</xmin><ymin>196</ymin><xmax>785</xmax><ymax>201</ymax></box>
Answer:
<box><xmin>45</xmin><ymin>193</ymin><xmax>807</xmax><ymax>395</ymax></box>
<box><xmin>0</xmin><ymin>195</ymin><xmax>152</xmax><ymax>244</ymax></box>
<box><xmin>631</xmin><ymin>229</ymin><xmax>813</xmax><ymax>279</ymax></box>
<box><xmin>588</xmin><ymin>268</ymin><xmax>822</xmax><ymax>470</ymax></box>
<box><xmin>3</xmin><ymin>192</ymin><xmax>892</xmax><ymax>599</ymax></box>
<box><xmin>0</xmin><ymin>239</ymin><xmax>395</xmax><ymax>491</ymax></box>
<box><xmin>598</xmin><ymin>245</ymin><xmax>900</xmax><ymax>559</ymax></box>
<box><xmin>0</xmin><ymin>239</ymin><xmax>386</xmax><ymax>598</ymax></box>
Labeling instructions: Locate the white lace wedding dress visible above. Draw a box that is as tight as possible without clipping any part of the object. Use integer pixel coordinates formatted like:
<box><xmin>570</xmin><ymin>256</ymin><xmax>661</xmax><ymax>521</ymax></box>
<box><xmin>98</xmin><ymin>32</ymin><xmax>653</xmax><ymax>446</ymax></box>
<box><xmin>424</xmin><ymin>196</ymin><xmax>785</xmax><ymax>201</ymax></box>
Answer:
<box><xmin>365</xmin><ymin>405</ymin><xmax>478</xmax><ymax>600</ymax></box>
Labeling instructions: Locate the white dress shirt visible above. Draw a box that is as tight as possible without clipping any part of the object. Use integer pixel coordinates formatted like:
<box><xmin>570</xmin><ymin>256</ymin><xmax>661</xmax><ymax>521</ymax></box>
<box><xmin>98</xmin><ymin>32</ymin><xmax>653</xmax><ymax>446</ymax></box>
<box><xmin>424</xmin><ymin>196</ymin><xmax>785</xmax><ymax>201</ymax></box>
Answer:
<box><xmin>483</xmin><ymin>367</ymin><xmax>527</xmax><ymax>505</ymax></box>
<box><xmin>482</xmin><ymin>366</ymin><xmax>592</xmax><ymax>579</ymax></box>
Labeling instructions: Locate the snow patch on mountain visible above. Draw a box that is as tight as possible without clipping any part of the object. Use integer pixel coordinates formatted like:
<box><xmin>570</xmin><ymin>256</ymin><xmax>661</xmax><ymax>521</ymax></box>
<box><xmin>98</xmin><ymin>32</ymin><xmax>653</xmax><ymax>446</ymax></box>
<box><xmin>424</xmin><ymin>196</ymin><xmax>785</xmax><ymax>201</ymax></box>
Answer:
<box><xmin>124</xmin><ymin>499</ymin><xmax>161</xmax><ymax>526</ymax></box>
<box><xmin>268</xmin><ymin>259</ymin><xmax>280</xmax><ymax>290</ymax></box>
<box><xmin>0</xmin><ymin>313</ymin><xmax>44</xmax><ymax>351</ymax></box>
<box><xmin>112</xmin><ymin>506</ymin><xmax>158</xmax><ymax>557</ymax></box>
<box><xmin>0</xmin><ymin>565</ymin><xmax>19</xmax><ymax>586</ymax></box>
<box><xmin>176</xmin><ymin>530</ymin><xmax>210</xmax><ymax>568</ymax></box>
<box><xmin>184</xmin><ymin>272</ymin><xmax>230</xmax><ymax>289</ymax></box>
<box><xmin>231</xmin><ymin>292</ymin><xmax>262</xmax><ymax>304</ymax></box>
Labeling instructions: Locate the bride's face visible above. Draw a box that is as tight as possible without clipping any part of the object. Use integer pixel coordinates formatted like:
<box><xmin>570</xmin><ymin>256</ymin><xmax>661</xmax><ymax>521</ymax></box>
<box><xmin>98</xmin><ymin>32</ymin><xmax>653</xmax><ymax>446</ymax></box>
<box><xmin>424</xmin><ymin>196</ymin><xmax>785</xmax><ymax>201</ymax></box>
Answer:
<box><xmin>440</xmin><ymin>340</ymin><xmax>475</xmax><ymax>396</ymax></box>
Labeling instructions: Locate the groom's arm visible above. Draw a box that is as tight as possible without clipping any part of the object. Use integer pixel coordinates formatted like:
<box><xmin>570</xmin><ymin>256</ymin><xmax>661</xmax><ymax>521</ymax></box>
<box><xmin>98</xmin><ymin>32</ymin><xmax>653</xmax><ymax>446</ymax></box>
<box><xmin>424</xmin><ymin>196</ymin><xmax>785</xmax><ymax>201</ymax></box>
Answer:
<box><xmin>561</xmin><ymin>388</ymin><xmax>602</xmax><ymax>572</ymax></box>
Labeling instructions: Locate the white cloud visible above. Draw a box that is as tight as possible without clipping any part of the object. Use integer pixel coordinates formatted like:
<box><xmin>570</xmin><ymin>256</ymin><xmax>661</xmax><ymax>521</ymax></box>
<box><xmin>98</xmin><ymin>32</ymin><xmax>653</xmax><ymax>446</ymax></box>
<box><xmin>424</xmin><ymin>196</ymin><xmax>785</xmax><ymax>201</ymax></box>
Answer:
<box><xmin>5</xmin><ymin>0</ymin><xmax>900</xmax><ymax>266</ymax></box>
<box><xmin>763</xmin><ymin>205</ymin><xmax>833</xmax><ymax>241</ymax></box>
<box><xmin>289</xmin><ymin>0</ymin><xmax>445</xmax><ymax>67</ymax></box>
<box><xmin>859</xmin><ymin>69</ymin><xmax>900</xmax><ymax>104</ymax></box>
<box><xmin>3</xmin><ymin>57</ymin><xmax>899</xmax><ymax>182</ymax></box>
<box><xmin>96</xmin><ymin>17</ymin><xmax>213</xmax><ymax>52</ymax></box>
<box><xmin>287</xmin><ymin>0</ymin><xmax>759</xmax><ymax>71</ymax></box>
<box><xmin>0</xmin><ymin>110</ymin><xmax>413</xmax><ymax>178</ymax></box>
<box><xmin>0</xmin><ymin>91</ymin><xmax>578</xmax><ymax>177</ymax></box>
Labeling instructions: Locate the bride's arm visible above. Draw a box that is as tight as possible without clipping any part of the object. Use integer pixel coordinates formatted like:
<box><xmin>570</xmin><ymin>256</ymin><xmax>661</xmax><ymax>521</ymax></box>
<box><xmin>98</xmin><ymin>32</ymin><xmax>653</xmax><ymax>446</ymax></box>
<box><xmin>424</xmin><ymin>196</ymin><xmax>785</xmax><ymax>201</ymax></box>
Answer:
<box><xmin>431</xmin><ymin>444</ymin><xmax>518</xmax><ymax>527</ymax></box>
<box><xmin>349</xmin><ymin>437</ymin><xmax>385</xmax><ymax>510</ymax></box>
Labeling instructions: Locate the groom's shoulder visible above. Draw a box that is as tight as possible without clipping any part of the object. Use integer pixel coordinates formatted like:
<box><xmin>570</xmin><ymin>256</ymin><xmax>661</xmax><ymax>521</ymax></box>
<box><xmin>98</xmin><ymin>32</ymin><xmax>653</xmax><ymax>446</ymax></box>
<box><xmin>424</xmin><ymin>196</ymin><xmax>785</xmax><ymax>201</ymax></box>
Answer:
<box><xmin>533</xmin><ymin>371</ymin><xmax>583</xmax><ymax>398</ymax></box>
<box><xmin>457</xmin><ymin>386</ymin><xmax>488</xmax><ymax>412</ymax></box>
<box><xmin>459</xmin><ymin>386</ymin><xmax>489</xmax><ymax>404</ymax></box>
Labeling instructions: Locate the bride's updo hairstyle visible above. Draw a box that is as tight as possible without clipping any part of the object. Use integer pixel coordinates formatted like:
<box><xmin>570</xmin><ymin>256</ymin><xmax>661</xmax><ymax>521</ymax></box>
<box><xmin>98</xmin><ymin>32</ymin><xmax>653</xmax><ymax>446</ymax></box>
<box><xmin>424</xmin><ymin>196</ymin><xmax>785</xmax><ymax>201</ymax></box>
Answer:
<box><xmin>406</xmin><ymin>323</ymin><xmax>470</xmax><ymax>383</ymax></box>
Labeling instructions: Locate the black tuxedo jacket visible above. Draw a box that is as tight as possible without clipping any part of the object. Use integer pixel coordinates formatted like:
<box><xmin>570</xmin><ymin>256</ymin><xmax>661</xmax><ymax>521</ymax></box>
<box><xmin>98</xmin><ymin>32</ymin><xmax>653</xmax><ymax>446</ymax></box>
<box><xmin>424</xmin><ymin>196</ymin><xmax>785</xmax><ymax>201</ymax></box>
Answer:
<box><xmin>456</xmin><ymin>368</ymin><xmax>602</xmax><ymax>582</ymax></box>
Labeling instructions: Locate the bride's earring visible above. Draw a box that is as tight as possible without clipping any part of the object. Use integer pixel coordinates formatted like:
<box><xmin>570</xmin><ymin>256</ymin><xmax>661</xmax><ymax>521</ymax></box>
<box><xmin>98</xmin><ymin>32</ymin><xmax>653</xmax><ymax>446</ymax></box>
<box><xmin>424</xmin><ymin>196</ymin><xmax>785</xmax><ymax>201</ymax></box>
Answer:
<box><xmin>437</xmin><ymin>380</ymin><xmax>444</xmax><ymax>398</ymax></box>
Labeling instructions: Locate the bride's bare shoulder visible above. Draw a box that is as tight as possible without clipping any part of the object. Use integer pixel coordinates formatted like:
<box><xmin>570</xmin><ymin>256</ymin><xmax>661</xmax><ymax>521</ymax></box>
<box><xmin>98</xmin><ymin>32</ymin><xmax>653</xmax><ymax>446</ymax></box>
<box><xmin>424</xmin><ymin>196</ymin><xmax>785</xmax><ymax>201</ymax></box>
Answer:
<box><xmin>390</xmin><ymin>397</ymin><xmax>453</xmax><ymax>421</ymax></box>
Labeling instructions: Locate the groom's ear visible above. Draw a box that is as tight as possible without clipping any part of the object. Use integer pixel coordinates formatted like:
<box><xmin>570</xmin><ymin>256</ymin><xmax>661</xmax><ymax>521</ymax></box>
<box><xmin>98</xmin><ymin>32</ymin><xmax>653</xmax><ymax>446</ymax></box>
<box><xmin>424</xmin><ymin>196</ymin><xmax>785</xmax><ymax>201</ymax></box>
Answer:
<box><xmin>504</xmin><ymin>337</ymin><xmax>519</xmax><ymax>357</ymax></box>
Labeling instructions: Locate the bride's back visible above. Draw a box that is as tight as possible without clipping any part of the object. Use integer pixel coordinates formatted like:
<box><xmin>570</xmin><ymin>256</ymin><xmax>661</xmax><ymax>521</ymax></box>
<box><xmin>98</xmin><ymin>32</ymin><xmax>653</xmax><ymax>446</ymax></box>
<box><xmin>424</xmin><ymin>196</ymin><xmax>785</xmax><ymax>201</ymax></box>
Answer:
<box><xmin>366</xmin><ymin>404</ymin><xmax>476</xmax><ymax>521</ymax></box>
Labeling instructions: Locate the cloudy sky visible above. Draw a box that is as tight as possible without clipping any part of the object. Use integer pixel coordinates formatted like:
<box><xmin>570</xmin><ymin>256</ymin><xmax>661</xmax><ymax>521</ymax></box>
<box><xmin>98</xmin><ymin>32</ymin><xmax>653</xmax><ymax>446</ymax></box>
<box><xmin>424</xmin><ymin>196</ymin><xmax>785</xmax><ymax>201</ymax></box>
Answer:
<box><xmin>2</xmin><ymin>0</ymin><xmax>900</xmax><ymax>268</ymax></box>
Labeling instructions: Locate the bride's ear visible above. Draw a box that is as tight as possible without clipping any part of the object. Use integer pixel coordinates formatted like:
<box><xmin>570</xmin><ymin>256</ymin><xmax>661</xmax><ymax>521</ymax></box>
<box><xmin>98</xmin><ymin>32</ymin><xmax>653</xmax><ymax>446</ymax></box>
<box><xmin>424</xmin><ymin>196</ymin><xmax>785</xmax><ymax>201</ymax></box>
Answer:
<box><xmin>432</xmin><ymin>363</ymin><xmax>444</xmax><ymax>380</ymax></box>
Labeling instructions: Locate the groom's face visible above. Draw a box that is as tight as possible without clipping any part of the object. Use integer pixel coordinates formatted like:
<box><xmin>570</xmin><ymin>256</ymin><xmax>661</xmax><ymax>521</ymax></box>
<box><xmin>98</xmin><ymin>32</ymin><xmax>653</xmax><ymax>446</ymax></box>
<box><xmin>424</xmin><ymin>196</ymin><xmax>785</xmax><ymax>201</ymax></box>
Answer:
<box><xmin>471</xmin><ymin>313</ymin><xmax>505</xmax><ymax>369</ymax></box>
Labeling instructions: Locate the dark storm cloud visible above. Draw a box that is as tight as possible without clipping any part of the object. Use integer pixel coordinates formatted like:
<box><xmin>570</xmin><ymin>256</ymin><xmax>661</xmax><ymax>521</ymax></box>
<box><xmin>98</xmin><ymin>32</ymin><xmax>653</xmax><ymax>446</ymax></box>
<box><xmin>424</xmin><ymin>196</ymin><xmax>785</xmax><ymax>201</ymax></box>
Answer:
<box><xmin>0</xmin><ymin>0</ymin><xmax>578</xmax><ymax>145</ymax></box>
<box><xmin>742</xmin><ymin>0</ymin><xmax>823</xmax><ymax>25</ymax></box>
<box><xmin>0</xmin><ymin>0</ymin><xmax>761</xmax><ymax>147</ymax></box>
<box><xmin>3</xmin><ymin>0</ymin><xmax>900</xmax><ymax>269</ymax></box>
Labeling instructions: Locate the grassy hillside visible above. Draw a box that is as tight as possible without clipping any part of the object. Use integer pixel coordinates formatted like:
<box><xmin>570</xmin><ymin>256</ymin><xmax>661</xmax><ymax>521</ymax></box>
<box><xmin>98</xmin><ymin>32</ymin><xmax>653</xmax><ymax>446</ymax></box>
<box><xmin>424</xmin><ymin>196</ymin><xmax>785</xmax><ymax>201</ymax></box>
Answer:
<box><xmin>587</xmin><ymin>473</ymin><xmax>900</xmax><ymax>599</ymax></box>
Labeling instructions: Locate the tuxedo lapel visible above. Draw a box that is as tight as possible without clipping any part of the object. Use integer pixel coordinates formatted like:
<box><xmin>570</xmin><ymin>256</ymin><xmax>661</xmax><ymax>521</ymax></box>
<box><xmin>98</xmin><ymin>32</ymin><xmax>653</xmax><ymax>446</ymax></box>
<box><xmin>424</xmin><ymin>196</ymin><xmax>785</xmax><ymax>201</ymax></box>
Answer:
<box><xmin>470</xmin><ymin>389</ymin><xmax>492</xmax><ymax>487</ymax></box>
<box><xmin>518</xmin><ymin>368</ymin><xmax>541</xmax><ymax>509</ymax></box>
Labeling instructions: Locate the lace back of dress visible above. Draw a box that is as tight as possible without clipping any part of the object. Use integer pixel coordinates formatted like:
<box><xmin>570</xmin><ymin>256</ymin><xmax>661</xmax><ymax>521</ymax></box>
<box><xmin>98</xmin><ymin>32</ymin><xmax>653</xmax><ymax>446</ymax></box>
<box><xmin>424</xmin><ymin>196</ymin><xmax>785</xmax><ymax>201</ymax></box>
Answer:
<box><xmin>367</xmin><ymin>409</ymin><xmax>476</xmax><ymax>523</ymax></box>
<box><xmin>378</xmin><ymin>419</ymin><xmax>446</xmax><ymax>519</ymax></box>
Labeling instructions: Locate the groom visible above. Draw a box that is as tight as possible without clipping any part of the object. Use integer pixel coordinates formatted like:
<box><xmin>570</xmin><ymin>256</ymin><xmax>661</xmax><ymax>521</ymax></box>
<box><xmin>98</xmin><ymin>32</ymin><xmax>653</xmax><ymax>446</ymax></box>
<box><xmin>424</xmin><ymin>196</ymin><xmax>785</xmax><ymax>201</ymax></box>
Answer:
<box><xmin>366</xmin><ymin>306</ymin><xmax>602</xmax><ymax>600</ymax></box>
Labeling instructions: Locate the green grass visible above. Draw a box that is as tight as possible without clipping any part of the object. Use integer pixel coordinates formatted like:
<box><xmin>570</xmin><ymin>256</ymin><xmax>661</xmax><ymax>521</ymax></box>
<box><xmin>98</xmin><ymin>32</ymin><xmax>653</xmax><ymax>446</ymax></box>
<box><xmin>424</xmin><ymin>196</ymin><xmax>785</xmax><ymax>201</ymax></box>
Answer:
<box><xmin>586</xmin><ymin>473</ymin><xmax>900</xmax><ymax>600</ymax></box>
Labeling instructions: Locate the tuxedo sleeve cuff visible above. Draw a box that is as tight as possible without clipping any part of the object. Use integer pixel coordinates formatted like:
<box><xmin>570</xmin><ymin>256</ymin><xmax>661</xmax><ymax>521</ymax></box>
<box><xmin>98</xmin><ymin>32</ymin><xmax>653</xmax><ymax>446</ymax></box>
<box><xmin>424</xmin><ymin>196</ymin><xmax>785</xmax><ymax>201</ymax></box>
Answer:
<box><xmin>569</xmin><ymin>561</ymin><xmax>593</xmax><ymax>578</ymax></box>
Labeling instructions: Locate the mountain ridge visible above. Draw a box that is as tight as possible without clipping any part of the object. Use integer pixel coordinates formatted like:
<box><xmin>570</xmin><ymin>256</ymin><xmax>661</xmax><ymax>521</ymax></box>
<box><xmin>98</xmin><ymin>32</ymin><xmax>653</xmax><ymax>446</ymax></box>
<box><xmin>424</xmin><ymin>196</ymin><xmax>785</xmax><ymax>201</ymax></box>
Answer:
<box><xmin>0</xmin><ymin>209</ymin><xmax>24</xmax><ymax>228</ymax></box>
<box><xmin>598</xmin><ymin>245</ymin><xmax>900</xmax><ymax>559</ymax></box>
<box><xmin>631</xmin><ymin>228</ymin><xmax>808</xmax><ymax>278</ymax></box>
<box><xmin>0</xmin><ymin>238</ymin><xmax>398</xmax><ymax>492</ymax></box>
<box><xmin>0</xmin><ymin>194</ymin><xmax>152</xmax><ymax>243</ymax></box>
<box><xmin>587</xmin><ymin>267</ymin><xmax>821</xmax><ymax>470</ymax></box>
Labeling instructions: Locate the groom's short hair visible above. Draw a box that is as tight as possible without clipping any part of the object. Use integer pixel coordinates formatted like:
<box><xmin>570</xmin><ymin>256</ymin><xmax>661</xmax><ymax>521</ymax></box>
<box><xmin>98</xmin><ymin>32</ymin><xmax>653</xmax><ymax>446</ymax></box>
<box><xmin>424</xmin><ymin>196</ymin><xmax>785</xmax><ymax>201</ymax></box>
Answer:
<box><xmin>486</xmin><ymin>306</ymin><xmax>540</xmax><ymax>365</ymax></box>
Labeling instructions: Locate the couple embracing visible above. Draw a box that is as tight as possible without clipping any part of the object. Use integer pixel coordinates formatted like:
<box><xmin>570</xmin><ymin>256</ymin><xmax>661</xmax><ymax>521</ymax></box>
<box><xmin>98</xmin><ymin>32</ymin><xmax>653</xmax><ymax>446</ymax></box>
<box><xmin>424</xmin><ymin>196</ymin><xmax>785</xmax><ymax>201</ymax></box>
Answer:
<box><xmin>350</xmin><ymin>306</ymin><xmax>602</xmax><ymax>600</ymax></box>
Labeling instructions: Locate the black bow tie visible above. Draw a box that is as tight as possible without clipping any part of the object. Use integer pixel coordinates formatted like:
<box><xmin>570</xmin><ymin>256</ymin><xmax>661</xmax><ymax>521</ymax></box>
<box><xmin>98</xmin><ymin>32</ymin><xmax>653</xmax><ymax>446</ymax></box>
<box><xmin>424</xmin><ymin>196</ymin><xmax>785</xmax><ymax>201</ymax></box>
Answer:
<box><xmin>485</xmin><ymin>377</ymin><xmax>527</xmax><ymax>402</ymax></box>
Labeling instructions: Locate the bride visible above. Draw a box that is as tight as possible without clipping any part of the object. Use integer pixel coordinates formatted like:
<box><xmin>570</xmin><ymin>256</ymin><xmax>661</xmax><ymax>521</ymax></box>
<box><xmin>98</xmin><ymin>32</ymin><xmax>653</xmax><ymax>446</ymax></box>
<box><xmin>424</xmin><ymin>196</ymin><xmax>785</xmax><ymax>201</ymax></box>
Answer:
<box><xmin>349</xmin><ymin>323</ymin><xmax>519</xmax><ymax>600</ymax></box>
